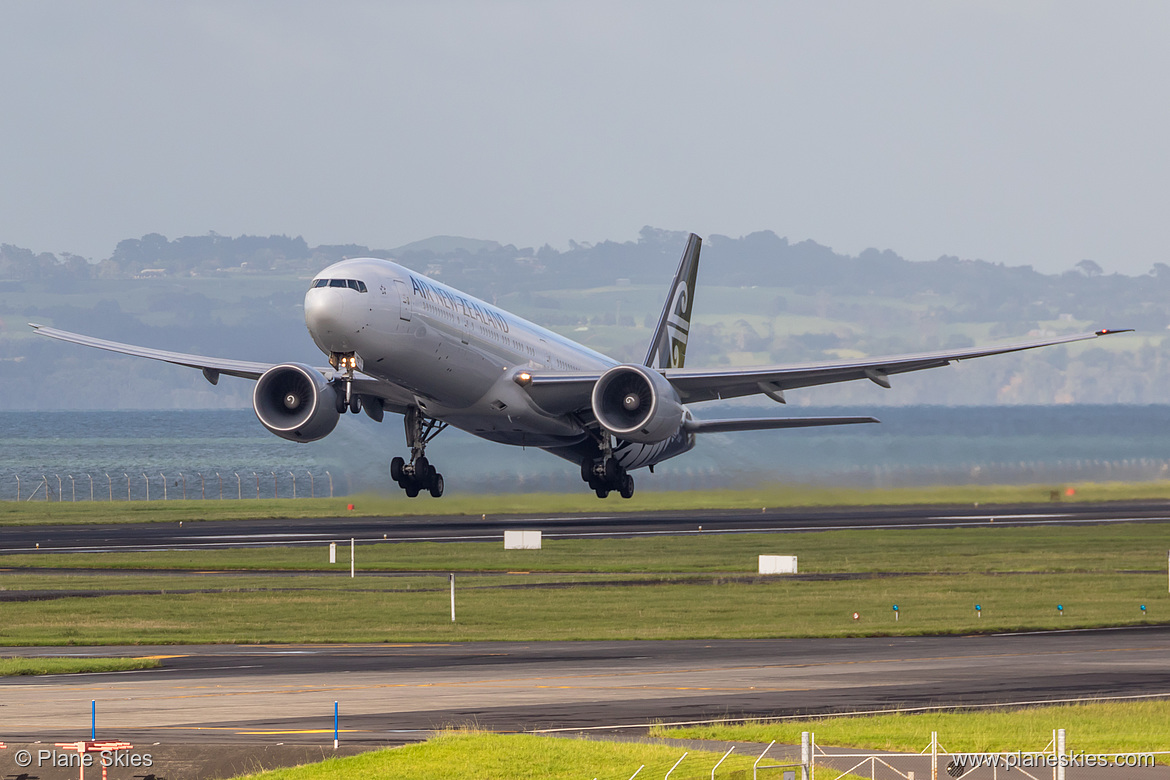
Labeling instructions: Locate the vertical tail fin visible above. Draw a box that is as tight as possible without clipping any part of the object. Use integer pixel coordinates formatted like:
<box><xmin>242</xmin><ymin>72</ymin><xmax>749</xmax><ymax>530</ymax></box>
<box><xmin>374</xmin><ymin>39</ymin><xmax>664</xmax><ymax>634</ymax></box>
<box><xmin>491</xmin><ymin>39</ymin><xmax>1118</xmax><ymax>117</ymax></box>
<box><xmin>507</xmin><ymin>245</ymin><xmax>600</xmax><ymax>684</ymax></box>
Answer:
<box><xmin>643</xmin><ymin>233</ymin><xmax>702</xmax><ymax>369</ymax></box>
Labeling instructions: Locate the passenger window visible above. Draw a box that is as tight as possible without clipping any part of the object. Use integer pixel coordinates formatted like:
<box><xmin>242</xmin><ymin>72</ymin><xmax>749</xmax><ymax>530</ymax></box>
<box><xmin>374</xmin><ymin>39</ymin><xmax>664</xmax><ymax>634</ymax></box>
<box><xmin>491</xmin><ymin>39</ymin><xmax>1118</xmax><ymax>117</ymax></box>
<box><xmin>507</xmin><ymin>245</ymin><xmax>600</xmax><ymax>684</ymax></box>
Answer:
<box><xmin>329</xmin><ymin>279</ymin><xmax>346</xmax><ymax>288</ymax></box>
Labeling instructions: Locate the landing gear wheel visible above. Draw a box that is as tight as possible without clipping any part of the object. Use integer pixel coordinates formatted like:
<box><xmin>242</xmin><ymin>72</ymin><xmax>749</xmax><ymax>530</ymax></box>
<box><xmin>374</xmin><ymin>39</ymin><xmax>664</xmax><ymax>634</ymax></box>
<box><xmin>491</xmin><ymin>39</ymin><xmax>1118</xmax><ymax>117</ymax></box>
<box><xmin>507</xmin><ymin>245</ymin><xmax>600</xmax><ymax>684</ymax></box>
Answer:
<box><xmin>390</xmin><ymin>457</ymin><xmax>405</xmax><ymax>482</ymax></box>
<box><xmin>349</xmin><ymin>394</ymin><xmax>362</xmax><ymax>414</ymax></box>
<box><xmin>429</xmin><ymin>473</ymin><xmax>444</xmax><ymax>498</ymax></box>
<box><xmin>405</xmin><ymin>484</ymin><xmax>420</xmax><ymax>498</ymax></box>
<box><xmin>619</xmin><ymin>474</ymin><xmax>634</xmax><ymax>499</ymax></box>
<box><xmin>595</xmin><ymin>487</ymin><xmax>609</xmax><ymax>498</ymax></box>
<box><xmin>581</xmin><ymin>459</ymin><xmax>595</xmax><ymax>483</ymax></box>
<box><xmin>335</xmin><ymin>390</ymin><xmax>347</xmax><ymax>414</ymax></box>
<box><xmin>604</xmin><ymin>458</ymin><xmax>621</xmax><ymax>483</ymax></box>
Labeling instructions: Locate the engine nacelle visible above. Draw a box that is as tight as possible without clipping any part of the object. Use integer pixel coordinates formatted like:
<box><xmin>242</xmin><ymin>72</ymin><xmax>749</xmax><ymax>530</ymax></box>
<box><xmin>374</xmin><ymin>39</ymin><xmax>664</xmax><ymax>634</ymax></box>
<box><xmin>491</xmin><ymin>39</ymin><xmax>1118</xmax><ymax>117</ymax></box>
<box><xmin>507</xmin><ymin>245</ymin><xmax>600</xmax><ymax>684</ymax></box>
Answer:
<box><xmin>253</xmin><ymin>363</ymin><xmax>341</xmax><ymax>442</ymax></box>
<box><xmin>591</xmin><ymin>364</ymin><xmax>685</xmax><ymax>444</ymax></box>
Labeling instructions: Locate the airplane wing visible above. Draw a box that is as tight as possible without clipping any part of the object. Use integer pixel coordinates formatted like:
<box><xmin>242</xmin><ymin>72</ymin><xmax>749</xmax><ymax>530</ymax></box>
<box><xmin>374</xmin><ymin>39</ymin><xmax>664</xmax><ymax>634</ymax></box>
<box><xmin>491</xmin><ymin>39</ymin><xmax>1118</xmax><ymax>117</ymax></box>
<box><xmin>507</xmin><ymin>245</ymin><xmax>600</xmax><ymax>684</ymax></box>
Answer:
<box><xmin>28</xmin><ymin>323</ymin><xmax>414</xmax><ymax>413</ymax></box>
<box><xmin>524</xmin><ymin>329</ymin><xmax>1129</xmax><ymax>413</ymax></box>
<box><xmin>29</xmin><ymin>323</ymin><xmax>278</xmax><ymax>382</ymax></box>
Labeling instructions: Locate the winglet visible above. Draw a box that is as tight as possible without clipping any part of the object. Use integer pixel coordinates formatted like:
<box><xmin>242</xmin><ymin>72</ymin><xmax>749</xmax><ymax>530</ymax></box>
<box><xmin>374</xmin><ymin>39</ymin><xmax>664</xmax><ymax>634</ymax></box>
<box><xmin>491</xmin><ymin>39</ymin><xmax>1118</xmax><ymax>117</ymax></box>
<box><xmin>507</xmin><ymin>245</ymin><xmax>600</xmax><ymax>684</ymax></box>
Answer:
<box><xmin>644</xmin><ymin>233</ymin><xmax>702</xmax><ymax>369</ymax></box>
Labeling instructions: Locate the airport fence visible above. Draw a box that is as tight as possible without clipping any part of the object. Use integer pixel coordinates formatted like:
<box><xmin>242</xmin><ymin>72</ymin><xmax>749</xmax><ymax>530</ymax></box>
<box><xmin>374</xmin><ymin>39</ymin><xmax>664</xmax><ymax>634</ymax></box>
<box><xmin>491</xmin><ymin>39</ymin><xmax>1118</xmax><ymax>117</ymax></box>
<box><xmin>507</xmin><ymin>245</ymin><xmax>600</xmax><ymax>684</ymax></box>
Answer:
<box><xmin>5</xmin><ymin>470</ymin><xmax>334</xmax><ymax>502</ymax></box>
<box><xmin>808</xmin><ymin>729</ymin><xmax>1165</xmax><ymax>780</ymax></box>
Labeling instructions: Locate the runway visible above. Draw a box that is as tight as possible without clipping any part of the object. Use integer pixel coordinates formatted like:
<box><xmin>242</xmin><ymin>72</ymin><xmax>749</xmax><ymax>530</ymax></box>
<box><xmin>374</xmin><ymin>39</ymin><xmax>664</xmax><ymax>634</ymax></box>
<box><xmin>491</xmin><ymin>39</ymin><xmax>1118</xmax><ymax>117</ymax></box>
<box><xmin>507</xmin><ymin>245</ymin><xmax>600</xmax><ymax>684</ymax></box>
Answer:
<box><xmin>2</xmin><ymin>627</ymin><xmax>1169</xmax><ymax>744</ymax></box>
<box><xmin>4</xmin><ymin>500</ymin><xmax>1170</xmax><ymax>554</ymax></box>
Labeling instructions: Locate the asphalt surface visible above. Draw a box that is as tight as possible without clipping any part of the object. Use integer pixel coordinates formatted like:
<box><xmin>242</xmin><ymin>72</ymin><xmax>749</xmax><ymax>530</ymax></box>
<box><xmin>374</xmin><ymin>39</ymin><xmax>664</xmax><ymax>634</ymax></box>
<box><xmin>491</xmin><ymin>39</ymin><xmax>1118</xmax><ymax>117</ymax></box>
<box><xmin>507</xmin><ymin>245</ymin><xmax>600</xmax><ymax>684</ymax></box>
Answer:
<box><xmin>4</xmin><ymin>500</ymin><xmax>1170</xmax><ymax>553</ymax></box>
<box><xmin>2</xmin><ymin>628</ymin><xmax>1169</xmax><ymax>744</ymax></box>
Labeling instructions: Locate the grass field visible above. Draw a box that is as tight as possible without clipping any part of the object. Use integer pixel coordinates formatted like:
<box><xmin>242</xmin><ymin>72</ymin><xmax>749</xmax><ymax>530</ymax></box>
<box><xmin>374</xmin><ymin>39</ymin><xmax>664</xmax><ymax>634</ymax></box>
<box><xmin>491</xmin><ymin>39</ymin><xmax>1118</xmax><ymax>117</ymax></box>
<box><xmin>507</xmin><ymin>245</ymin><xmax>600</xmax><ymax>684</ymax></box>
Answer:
<box><xmin>229</xmin><ymin>732</ymin><xmax>789</xmax><ymax>780</ymax></box>
<box><xmin>1</xmin><ymin>522</ymin><xmax>1167</xmax><ymax>645</ymax></box>
<box><xmin>0</xmin><ymin>656</ymin><xmax>160</xmax><ymax>675</ymax></box>
<box><xmin>5</xmin><ymin>480</ymin><xmax>1170</xmax><ymax>525</ymax></box>
<box><xmin>653</xmin><ymin>700</ymin><xmax>1170</xmax><ymax>762</ymax></box>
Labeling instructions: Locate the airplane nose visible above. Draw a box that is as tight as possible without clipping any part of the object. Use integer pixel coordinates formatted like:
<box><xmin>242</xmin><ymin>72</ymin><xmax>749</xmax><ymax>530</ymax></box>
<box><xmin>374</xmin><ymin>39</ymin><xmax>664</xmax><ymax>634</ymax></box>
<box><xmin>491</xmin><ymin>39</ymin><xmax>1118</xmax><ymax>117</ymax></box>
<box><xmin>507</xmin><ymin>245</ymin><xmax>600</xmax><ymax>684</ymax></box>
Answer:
<box><xmin>304</xmin><ymin>288</ymin><xmax>357</xmax><ymax>353</ymax></box>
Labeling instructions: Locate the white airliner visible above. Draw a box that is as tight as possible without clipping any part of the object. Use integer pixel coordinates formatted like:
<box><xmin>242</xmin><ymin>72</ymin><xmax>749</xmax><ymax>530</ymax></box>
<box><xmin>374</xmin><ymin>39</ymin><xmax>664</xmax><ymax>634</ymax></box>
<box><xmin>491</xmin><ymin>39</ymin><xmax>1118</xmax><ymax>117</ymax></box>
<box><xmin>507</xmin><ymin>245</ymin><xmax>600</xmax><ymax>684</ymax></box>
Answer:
<box><xmin>31</xmin><ymin>234</ymin><xmax>1126</xmax><ymax>498</ymax></box>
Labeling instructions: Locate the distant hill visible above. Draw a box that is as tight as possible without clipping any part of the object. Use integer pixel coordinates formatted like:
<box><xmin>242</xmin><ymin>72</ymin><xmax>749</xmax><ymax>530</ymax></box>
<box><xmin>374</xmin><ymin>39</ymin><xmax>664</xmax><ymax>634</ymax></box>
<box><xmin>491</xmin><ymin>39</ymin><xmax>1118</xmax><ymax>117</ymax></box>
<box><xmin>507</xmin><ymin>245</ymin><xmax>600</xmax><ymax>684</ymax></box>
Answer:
<box><xmin>0</xmin><ymin>226</ymin><xmax>1164</xmax><ymax>409</ymax></box>
<box><xmin>391</xmin><ymin>235</ymin><xmax>503</xmax><ymax>255</ymax></box>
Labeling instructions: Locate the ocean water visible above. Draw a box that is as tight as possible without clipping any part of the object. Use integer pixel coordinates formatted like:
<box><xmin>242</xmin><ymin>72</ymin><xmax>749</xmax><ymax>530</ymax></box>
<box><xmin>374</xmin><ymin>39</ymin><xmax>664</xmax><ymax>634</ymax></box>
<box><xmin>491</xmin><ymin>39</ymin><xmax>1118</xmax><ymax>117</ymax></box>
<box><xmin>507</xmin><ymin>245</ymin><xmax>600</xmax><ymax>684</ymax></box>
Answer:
<box><xmin>2</xmin><ymin>406</ymin><xmax>1169</xmax><ymax>500</ymax></box>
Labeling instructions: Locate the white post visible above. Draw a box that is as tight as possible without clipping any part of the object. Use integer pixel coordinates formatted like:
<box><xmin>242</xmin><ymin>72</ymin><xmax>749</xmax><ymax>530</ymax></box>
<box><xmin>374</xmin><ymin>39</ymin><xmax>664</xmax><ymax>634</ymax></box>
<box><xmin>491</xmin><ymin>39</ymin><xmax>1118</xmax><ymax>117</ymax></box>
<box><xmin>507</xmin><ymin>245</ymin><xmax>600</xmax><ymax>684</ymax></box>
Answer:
<box><xmin>161</xmin><ymin>472</ymin><xmax>167</xmax><ymax>501</ymax></box>
<box><xmin>450</xmin><ymin>573</ymin><xmax>455</xmax><ymax>621</ymax></box>
<box><xmin>711</xmin><ymin>747</ymin><xmax>733</xmax><ymax>779</ymax></box>
<box><xmin>1056</xmin><ymin>728</ymin><xmax>1066</xmax><ymax>780</ymax></box>
<box><xmin>665</xmin><ymin>752</ymin><xmax>688</xmax><ymax>779</ymax></box>
<box><xmin>290</xmin><ymin>471</ymin><xmax>296</xmax><ymax>499</ymax></box>
<box><xmin>330</xmin><ymin>542</ymin><xmax>336</xmax><ymax>564</ymax></box>
<box><xmin>350</xmin><ymin>538</ymin><xmax>355</xmax><ymax>578</ymax></box>
<box><xmin>810</xmin><ymin>733</ymin><xmax>815</xmax><ymax>780</ymax></box>
<box><xmin>143</xmin><ymin>472</ymin><xmax>149</xmax><ymax>501</ymax></box>
<box><xmin>800</xmin><ymin>732</ymin><xmax>809</xmax><ymax>780</ymax></box>
<box><xmin>754</xmin><ymin>740</ymin><xmax>775</xmax><ymax>780</ymax></box>
<box><xmin>70</xmin><ymin>475</ymin><xmax>75</xmax><ymax>502</ymax></box>
<box><xmin>931</xmin><ymin>731</ymin><xmax>938</xmax><ymax>780</ymax></box>
<box><xmin>327</xmin><ymin>470</ymin><xmax>333</xmax><ymax>497</ymax></box>
<box><xmin>88</xmin><ymin>473</ymin><xmax>93</xmax><ymax>501</ymax></box>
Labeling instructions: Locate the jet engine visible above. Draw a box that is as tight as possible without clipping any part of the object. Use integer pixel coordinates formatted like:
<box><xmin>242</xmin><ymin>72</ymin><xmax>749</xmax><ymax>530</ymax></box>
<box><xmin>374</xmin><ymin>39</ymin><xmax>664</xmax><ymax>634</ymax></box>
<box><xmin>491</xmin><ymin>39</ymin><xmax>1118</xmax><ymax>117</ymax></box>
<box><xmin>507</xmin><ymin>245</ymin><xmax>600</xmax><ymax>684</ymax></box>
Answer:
<box><xmin>591</xmin><ymin>364</ymin><xmax>685</xmax><ymax>444</ymax></box>
<box><xmin>253</xmin><ymin>363</ymin><xmax>341</xmax><ymax>442</ymax></box>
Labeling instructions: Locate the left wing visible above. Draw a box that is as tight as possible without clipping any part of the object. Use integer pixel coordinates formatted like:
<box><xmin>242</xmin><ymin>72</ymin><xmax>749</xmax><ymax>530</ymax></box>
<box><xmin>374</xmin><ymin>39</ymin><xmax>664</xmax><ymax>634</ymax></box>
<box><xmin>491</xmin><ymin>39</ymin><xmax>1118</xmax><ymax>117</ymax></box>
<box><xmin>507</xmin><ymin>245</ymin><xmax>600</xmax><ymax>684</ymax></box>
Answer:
<box><xmin>524</xmin><ymin>328</ymin><xmax>1129</xmax><ymax>413</ymax></box>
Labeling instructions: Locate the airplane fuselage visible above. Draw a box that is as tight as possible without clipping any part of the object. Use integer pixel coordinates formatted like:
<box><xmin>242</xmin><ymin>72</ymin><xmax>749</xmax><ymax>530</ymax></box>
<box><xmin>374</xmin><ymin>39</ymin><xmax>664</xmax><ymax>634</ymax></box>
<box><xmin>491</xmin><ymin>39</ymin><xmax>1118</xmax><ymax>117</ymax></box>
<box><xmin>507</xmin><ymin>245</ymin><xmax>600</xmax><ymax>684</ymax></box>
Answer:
<box><xmin>304</xmin><ymin>258</ymin><xmax>695</xmax><ymax>468</ymax></box>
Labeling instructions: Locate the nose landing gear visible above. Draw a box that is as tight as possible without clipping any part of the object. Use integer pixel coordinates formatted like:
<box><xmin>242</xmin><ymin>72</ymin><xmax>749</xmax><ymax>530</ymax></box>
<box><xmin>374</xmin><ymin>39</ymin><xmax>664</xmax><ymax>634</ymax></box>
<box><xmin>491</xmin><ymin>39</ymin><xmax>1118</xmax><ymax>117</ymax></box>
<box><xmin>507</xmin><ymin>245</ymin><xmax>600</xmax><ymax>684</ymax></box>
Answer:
<box><xmin>391</xmin><ymin>407</ymin><xmax>448</xmax><ymax>497</ymax></box>
<box><xmin>330</xmin><ymin>352</ymin><xmax>363</xmax><ymax>414</ymax></box>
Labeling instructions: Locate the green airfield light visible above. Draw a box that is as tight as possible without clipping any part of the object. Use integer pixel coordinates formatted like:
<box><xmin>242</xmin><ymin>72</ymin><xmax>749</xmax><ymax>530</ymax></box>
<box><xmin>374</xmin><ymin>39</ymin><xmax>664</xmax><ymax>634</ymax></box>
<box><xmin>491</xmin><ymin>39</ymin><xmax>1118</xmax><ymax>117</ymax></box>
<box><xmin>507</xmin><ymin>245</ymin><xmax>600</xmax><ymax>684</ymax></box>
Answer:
<box><xmin>892</xmin><ymin>604</ymin><xmax>899</xmax><ymax>622</ymax></box>
<box><xmin>1057</xmin><ymin>604</ymin><xmax>1064</xmax><ymax>615</ymax></box>
<box><xmin>1141</xmin><ymin>605</ymin><xmax>1147</xmax><ymax>614</ymax></box>
<box><xmin>975</xmin><ymin>604</ymin><xmax>982</xmax><ymax>618</ymax></box>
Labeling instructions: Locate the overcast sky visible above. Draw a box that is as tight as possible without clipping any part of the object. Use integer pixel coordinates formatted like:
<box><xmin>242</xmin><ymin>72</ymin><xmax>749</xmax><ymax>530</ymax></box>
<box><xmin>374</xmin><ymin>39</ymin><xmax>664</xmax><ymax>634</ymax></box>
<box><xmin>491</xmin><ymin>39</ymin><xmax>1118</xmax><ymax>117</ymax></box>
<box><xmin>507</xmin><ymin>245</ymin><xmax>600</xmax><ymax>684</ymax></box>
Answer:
<box><xmin>1</xmin><ymin>2</ymin><xmax>1167</xmax><ymax>274</ymax></box>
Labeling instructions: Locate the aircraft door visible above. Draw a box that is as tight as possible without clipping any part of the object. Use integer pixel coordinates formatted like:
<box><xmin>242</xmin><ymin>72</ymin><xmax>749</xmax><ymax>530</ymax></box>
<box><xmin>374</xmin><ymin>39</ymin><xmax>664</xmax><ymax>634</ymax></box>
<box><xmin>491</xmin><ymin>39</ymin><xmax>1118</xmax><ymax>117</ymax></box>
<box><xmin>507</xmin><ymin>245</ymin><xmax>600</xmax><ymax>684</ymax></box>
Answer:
<box><xmin>392</xmin><ymin>279</ymin><xmax>411</xmax><ymax>321</ymax></box>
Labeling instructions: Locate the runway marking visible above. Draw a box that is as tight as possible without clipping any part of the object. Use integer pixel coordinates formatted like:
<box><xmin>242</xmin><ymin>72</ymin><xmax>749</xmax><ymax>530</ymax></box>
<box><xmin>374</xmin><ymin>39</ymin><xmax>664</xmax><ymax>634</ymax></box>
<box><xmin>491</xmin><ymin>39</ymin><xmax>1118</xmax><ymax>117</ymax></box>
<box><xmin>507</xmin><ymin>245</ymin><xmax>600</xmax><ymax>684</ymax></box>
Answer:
<box><xmin>8</xmin><ymin>514</ymin><xmax>1170</xmax><ymax>554</ymax></box>
<box><xmin>238</xmin><ymin>729</ymin><xmax>363</xmax><ymax>735</ymax></box>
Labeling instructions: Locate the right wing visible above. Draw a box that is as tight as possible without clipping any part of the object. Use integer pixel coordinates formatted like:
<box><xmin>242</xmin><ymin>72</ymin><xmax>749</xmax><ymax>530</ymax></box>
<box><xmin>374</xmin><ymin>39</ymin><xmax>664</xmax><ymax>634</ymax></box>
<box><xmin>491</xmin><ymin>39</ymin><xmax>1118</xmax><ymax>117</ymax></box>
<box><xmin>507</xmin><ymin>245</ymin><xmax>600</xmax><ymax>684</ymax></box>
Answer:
<box><xmin>30</xmin><ymin>323</ymin><xmax>279</xmax><ymax>383</ymax></box>
<box><xmin>28</xmin><ymin>323</ymin><xmax>415</xmax><ymax>414</ymax></box>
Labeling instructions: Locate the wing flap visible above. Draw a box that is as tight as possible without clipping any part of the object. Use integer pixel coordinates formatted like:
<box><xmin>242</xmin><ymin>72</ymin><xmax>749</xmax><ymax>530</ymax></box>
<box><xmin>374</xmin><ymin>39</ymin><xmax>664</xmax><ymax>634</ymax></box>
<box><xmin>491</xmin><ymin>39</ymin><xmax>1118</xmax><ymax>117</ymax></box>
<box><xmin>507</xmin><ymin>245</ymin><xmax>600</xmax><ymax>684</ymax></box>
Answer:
<box><xmin>684</xmin><ymin>415</ymin><xmax>879</xmax><ymax>434</ymax></box>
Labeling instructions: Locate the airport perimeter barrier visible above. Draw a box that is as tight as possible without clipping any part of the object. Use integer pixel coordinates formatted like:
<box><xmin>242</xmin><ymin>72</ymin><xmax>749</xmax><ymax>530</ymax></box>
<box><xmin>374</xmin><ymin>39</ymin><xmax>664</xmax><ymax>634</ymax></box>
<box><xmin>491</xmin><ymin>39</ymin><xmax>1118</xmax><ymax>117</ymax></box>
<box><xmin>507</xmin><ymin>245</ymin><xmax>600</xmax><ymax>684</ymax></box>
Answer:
<box><xmin>6</xmin><ymin>471</ymin><xmax>335</xmax><ymax>502</ymax></box>
<box><xmin>811</xmin><ymin>729</ymin><xmax>1166</xmax><ymax>780</ymax></box>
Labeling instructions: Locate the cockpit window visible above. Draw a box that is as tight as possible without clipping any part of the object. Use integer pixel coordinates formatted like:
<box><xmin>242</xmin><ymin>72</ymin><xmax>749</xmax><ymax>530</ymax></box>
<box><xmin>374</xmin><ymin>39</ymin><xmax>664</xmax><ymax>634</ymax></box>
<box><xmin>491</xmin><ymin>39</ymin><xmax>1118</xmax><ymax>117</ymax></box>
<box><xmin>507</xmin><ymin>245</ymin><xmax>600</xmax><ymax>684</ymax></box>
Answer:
<box><xmin>311</xmin><ymin>278</ymin><xmax>369</xmax><ymax>292</ymax></box>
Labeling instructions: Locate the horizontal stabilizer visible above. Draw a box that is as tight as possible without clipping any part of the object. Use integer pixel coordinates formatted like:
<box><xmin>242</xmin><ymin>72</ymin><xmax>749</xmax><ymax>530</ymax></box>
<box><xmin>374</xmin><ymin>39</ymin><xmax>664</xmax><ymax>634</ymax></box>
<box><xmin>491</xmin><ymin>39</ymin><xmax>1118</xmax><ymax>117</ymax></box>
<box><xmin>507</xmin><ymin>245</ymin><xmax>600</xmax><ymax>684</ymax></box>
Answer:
<box><xmin>683</xmin><ymin>415</ymin><xmax>879</xmax><ymax>434</ymax></box>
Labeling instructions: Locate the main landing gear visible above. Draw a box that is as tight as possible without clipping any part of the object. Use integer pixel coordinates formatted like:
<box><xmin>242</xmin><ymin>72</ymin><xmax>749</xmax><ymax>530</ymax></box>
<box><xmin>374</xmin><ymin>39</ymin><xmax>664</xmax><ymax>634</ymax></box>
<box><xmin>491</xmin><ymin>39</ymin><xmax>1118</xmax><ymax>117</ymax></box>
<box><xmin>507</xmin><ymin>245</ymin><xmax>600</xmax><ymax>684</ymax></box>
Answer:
<box><xmin>581</xmin><ymin>436</ymin><xmax>635</xmax><ymax>499</ymax></box>
<box><xmin>391</xmin><ymin>407</ymin><xmax>448</xmax><ymax>498</ymax></box>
